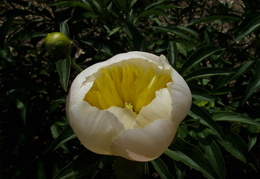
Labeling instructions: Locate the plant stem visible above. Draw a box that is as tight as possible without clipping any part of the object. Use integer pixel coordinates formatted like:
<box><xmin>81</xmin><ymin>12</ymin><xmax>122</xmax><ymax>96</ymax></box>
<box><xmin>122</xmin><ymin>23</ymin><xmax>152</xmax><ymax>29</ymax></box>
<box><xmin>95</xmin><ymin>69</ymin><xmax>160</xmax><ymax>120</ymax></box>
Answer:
<box><xmin>71</xmin><ymin>58</ymin><xmax>82</xmax><ymax>73</ymax></box>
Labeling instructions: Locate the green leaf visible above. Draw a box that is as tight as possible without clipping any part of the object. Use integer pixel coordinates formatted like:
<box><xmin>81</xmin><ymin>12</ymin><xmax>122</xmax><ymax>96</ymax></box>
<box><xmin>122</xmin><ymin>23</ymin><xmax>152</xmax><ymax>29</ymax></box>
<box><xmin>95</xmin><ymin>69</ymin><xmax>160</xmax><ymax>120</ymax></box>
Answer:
<box><xmin>165</xmin><ymin>138</ymin><xmax>217</xmax><ymax>179</ymax></box>
<box><xmin>248</xmin><ymin>124</ymin><xmax>259</xmax><ymax>151</ymax></box>
<box><xmin>154</xmin><ymin>26</ymin><xmax>193</xmax><ymax>41</ymax></box>
<box><xmin>0</xmin><ymin>45</ymin><xmax>13</xmax><ymax>62</ymax></box>
<box><xmin>190</xmin><ymin>104</ymin><xmax>224</xmax><ymax>140</ymax></box>
<box><xmin>196</xmin><ymin>129</ymin><xmax>226</xmax><ymax>179</ymax></box>
<box><xmin>187</xmin><ymin>14</ymin><xmax>241</xmax><ymax>26</ymax></box>
<box><xmin>60</xmin><ymin>19</ymin><xmax>70</xmax><ymax>37</ymax></box>
<box><xmin>9</xmin><ymin>31</ymin><xmax>46</xmax><ymax>42</ymax></box>
<box><xmin>243</xmin><ymin>59</ymin><xmax>260</xmax><ymax>103</ymax></box>
<box><xmin>56</xmin><ymin>56</ymin><xmax>71</xmax><ymax>91</ymax></box>
<box><xmin>235</xmin><ymin>16</ymin><xmax>260</xmax><ymax>41</ymax></box>
<box><xmin>217</xmin><ymin>128</ymin><xmax>257</xmax><ymax>171</ymax></box>
<box><xmin>189</xmin><ymin>84</ymin><xmax>215</xmax><ymax>102</ymax></box>
<box><xmin>51</xmin><ymin>1</ymin><xmax>93</xmax><ymax>12</ymax></box>
<box><xmin>45</xmin><ymin>125</ymin><xmax>75</xmax><ymax>153</ymax></box>
<box><xmin>123</xmin><ymin>23</ymin><xmax>147</xmax><ymax>51</ymax></box>
<box><xmin>179</xmin><ymin>46</ymin><xmax>224</xmax><ymax>75</ymax></box>
<box><xmin>151</xmin><ymin>158</ymin><xmax>174</xmax><ymax>179</ymax></box>
<box><xmin>213</xmin><ymin>60</ymin><xmax>254</xmax><ymax>91</ymax></box>
<box><xmin>54</xmin><ymin>150</ymin><xmax>103</xmax><ymax>179</ymax></box>
<box><xmin>167</xmin><ymin>41</ymin><xmax>177</xmax><ymax>68</ymax></box>
<box><xmin>108</xmin><ymin>26</ymin><xmax>121</xmax><ymax>36</ymax></box>
<box><xmin>213</xmin><ymin>112</ymin><xmax>260</xmax><ymax>128</ymax></box>
<box><xmin>184</xmin><ymin>67</ymin><xmax>232</xmax><ymax>80</ymax></box>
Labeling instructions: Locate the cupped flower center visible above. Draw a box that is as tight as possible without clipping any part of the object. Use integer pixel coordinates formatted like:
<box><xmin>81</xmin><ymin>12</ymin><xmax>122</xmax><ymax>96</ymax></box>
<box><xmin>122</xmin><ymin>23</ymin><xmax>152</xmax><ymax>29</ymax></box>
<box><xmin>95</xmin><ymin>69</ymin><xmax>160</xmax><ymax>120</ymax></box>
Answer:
<box><xmin>84</xmin><ymin>58</ymin><xmax>172</xmax><ymax>114</ymax></box>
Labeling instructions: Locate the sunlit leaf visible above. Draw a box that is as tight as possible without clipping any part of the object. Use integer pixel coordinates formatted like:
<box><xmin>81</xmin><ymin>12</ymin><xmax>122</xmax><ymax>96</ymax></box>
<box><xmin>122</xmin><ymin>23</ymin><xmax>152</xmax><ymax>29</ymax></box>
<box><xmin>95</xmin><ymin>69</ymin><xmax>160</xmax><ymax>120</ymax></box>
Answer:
<box><xmin>213</xmin><ymin>112</ymin><xmax>260</xmax><ymax>127</ymax></box>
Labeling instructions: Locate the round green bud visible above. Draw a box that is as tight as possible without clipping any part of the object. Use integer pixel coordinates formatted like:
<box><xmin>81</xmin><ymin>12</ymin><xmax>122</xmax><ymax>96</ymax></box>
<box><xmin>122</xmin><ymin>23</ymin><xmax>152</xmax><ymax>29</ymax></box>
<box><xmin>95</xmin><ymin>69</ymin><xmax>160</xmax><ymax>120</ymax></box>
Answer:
<box><xmin>44</xmin><ymin>32</ymin><xmax>72</xmax><ymax>59</ymax></box>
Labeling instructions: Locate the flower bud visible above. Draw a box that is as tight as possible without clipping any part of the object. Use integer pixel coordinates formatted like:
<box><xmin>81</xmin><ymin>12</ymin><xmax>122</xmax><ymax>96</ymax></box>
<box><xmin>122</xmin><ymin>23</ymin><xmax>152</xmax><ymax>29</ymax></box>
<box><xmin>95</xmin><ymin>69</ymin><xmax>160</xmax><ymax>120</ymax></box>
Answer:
<box><xmin>44</xmin><ymin>32</ymin><xmax>72</xmax><ymax>59</ymax></box>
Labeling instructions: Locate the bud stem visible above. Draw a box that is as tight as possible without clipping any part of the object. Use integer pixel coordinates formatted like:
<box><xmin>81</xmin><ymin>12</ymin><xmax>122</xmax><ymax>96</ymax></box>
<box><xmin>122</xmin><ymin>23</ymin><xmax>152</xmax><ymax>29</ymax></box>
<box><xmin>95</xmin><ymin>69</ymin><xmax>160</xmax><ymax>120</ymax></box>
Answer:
<box><xmin>71</xmin><ymin>57</ymin><xmax>82</xmax><ymax>73</ymax></box>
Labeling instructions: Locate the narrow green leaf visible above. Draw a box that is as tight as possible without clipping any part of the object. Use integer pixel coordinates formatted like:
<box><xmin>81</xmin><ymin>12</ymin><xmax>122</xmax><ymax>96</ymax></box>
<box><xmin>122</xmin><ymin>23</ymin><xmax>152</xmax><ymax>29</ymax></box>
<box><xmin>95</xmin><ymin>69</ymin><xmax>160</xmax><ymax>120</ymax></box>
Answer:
<box><xmin>37</xmin><ymin>162</ymin><xmax>47</xmax><ymax>179</ymax></box>
<box><xmin>196</xmin><ymin>129</ymin><xmax>226</xmax><ymax>179</ymax></box>
<box><xmin>187</xmin><ymin>14</ymin><xmax>241</xmax><ymax>26</ymax></box>
<box><xmin>184</xmin><ymin>67</ymin><xmax>232</xmax><ymax>80</ymax></box>
<box><xmin>56</xmin><ymin>56</ymin><xmax>71</xmax><ymax>91</ymax></box>
<box><xmin>154</xmin><ymin>26</ymin><xmax>192</xmax><ymax>40</ymax></box>
<box><xmin>165</xmin><ymin>138</ymin><xmax>217</xmax><ymax>179</ymax></box>
<box><xmin>180</xmin><ymin>46</ymin><xmax>224</xmax><ymax>75</ymax></box>
<box><xmin>213</xmin><ymin>61</ymin><xmax>254</xmax><ymax>91</ymax></box>
<box><xmin>123</xmin><ymin>23</ymin><xmax>147</xmax><ymax>51</ymax></box>
<box><xmin>243</xmin><ymin>59</ymin><xmax>260</xmax><ymax>103</ymax></box>
<box><xmin>54</xmin><ymin>150</ymin><xmax>103</xmax><ymax>179</ymax></box>
<box><xmin>167</xmin><ymin>41</ymin><xmax>177</xmax><ymax>68</ymax></box>
<box><xmin>235</xmin><ymin>16</ymin><xmax>260</xmax><ymax>41</ymax></box>
<box><xmin>51</xmin><ymin>1</ymin><xmax>93</xmax><ymax>12</ymax></box>
<box><xmin>213</xmin><ymin>112</ymin><xmax>260</xmax><ymax>127</ymax></box>
<box><xmin>45</xmin><ymin>125</ymin><xmax>75</xmax><ymax>153</ymax></box>
<box><xmin>217</xmin><ymin>128</ymin><xmax>257</xmax><ymax>171</ymax></box>
<box><xmin>248</xmin><ymin>125</ymin><xmax>259</xmax><ymax>151</ymax></box>
<box><xmin>60</xmin><ymin>19</ymin><xmax>70</xmax><ymax>37</ymax></box>
<box><xmin>0</xmin><ymin>45</ymin><xmax>13</xmax><ymax>62</ymax></box>
<box><xmin>176</xmin><ymin>25</ymin><xmax>199</xmax><ymax>37</ymax></box>
<box><xmin>173</xmin><ymin>162</ymin><xmax>186</xmax><ymax>179</ymax></box>
<box><xmin>190</xmin><ymin>104</ymin><xmax>224</xmax><ymax>139</ymax></box>
<box><xmin>108</xmin><ymin>26</ymin><xmax>121</xmax><ymax>36</ymax></box>
<box><xmin>151</xmin><ymin>158</ymin><xmax>174</xmax><ymax>179</ymax></box>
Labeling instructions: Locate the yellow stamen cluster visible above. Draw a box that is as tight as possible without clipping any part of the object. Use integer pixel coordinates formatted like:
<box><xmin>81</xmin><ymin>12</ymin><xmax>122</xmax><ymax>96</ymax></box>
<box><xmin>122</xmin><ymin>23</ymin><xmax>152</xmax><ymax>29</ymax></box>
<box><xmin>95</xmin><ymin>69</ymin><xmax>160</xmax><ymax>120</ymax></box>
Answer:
<box><xmin>84</xmin><ymin>59</ymin><xmax>172</xmax><ymax>114</ymax></box>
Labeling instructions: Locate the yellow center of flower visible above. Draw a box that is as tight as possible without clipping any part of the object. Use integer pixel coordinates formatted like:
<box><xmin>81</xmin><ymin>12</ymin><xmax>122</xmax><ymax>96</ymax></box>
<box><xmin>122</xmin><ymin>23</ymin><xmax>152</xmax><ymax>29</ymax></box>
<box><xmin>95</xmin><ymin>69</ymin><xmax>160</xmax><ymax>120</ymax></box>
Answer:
<box><xmin>84</xmin><ymin>58</ymin><xmax>172</xmax><ymax>114</ymax></box>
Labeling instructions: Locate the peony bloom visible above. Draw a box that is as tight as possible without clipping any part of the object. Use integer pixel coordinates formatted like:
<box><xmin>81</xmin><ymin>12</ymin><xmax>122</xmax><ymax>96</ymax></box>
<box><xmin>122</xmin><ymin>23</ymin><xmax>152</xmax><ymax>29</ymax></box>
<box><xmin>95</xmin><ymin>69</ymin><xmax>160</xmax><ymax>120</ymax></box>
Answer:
<box><xmin>66</xmin><ymin>51</ymin><xmax>192</xmax><ymax>161</ymax></box>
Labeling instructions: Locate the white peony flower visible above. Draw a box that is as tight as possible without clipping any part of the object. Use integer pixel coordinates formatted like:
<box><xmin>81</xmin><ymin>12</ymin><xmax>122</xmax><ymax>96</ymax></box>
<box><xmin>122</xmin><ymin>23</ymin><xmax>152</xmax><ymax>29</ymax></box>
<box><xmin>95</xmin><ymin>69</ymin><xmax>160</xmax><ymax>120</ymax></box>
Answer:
<box><xmin>66</xmin><ymin>51</ymin><xmax>192</xmax><ymax>161</ymax></box>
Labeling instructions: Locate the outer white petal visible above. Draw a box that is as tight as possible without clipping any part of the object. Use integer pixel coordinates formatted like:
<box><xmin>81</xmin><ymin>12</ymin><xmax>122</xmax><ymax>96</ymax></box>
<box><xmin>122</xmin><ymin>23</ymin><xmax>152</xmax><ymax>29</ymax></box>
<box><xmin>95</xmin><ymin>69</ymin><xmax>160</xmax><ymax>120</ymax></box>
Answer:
<box><xmin>170</xmin><ymin>68</ymin><xmax>192</xmax><ymax>124</ymax></box>
<box><xmin>110</xmin><ymin>119</ymin><xmax>177</xmax><ymax>161</ymax></box>
<box><xmin>67</xmin><ymin>80</ymin><xmax>124</xmax><ymax>155</ymax></box>
<box><xmin>69</xmin><ymin>101</ymin><xmax>124</xmax><ymax>155</ymax></box>
<box><xmin>67</xmin><ymin>61</ymin><xmax>106</xmax><ymax>100</ymax></box>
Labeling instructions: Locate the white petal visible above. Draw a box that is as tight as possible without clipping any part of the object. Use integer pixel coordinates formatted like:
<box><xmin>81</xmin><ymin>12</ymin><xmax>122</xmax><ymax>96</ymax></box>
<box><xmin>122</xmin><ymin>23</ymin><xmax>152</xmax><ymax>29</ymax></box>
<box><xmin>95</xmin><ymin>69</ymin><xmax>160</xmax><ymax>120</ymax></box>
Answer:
<box><xmin>134</xmin><ymin>87</ymin><xmax>172</xmax><ymax>128</ymax></box>
<box><xmin>128</xmin><ymin>52</ymin><xmax>172</xmax><ymax>70</ymax></box>
<box><xmin>106</xmin><ymin>107</ymin><xmax>137</xmax><ymax>130</ymax></box>
<box><xmin>127</xmin><ymin>51</ymin><xmax>159</xmax><ymax>62</ymax></box>
<box><xmin>68</xmin><ymin>61</ymin><xmax>106</xmax><ymax>97</ymax></box>
<box><xmin>105</xmin><ymin>52</ymin><xmax>159</xmax><ymax>67</ymax></box>
<box><xmin>67</xmin><ymin>75</ymin><xmax>124</xmax><ymax>155</ymax></box>
<box><xmin>68</xmin><ymin>101</ymin><xmax>124</xmax><ymax>155</ymax></box>
<box><xmin>110</xmin><ymin>119</ymin><xmax>178</xmax><ymax>161</ymax></box>
<box><xmin>170</xmin><ymin>69</ymin><xmax>192</xmax><ymax>124</ymax></box>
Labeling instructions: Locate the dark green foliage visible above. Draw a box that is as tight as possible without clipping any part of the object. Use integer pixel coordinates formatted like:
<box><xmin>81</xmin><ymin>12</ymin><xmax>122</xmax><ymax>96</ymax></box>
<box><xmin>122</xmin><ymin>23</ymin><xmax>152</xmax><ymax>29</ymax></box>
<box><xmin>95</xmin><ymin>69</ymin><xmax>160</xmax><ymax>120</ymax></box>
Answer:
<box><xmin>0</xmin><ymin>0</ymin><xmax>259</xmax><ymax>178</ymax></box>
